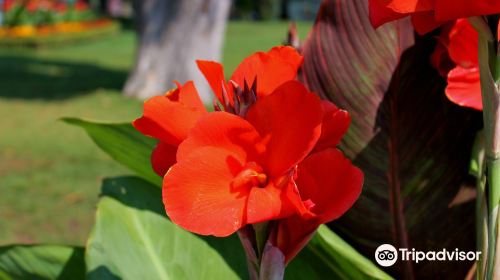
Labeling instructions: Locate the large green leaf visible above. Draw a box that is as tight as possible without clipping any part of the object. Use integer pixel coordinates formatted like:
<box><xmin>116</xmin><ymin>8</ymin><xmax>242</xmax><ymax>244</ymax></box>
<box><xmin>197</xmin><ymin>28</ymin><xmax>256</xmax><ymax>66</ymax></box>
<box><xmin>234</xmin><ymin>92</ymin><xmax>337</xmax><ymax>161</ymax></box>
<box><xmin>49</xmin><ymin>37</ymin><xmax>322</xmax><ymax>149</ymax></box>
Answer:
<box><xmin>0</xmin><ymin>245</ymin><xmax>85</xmax><ymax>280</ymax></box>
<box><xmin>62</xmin><ymin>118</ymin><xmax>161</xmax><ymax>186</ymax></box>
<box><xmin>85</xmin><ymin>176</ymin><xmax>248</xmax><ymax>280</ymax></box>
<box><xmin>86</xmin><ymin>176</ymin><xmax>390</xmax><ymax>280</ymax></box>
<box><xmin>301</xmin><ymin>0</ymin><xmax>482</xmax><ymax>278</ymax></box>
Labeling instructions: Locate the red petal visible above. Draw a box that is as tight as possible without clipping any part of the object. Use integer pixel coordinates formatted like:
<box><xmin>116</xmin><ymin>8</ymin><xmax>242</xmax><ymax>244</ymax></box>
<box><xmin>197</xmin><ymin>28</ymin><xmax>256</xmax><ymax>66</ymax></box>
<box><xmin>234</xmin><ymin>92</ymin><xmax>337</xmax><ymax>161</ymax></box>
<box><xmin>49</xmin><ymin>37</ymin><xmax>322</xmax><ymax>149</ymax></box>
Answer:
<box><xmin>445</xmin><ymin>66</ymin><xmax>482</xmax><ymax>110</ymax></box>
<box><xmin>177</xmin><ymin>111</ymin><xmax>265</xmax><ymax>162</ymax></box>
<box><xmin>196</xmin><ymin>60</ymin><xmax>233</xmax><ymax>105</ymax></box>
<box><xmin>411</xmin><ymin>11</ymin><xmax>445</xmax><ymax>34</ymax></box>
<box><xmin>369</xmin><ymin>0</ymin><xmax>409</xmax><ymax>28</ymax></box>
<box><xmin>163</xmin><ymin>146</ymin><xmax>249</xmax><ymax>237</ymax></box>
<box><xmin>275</xmin><ymin>215</ymin><xmax>319</xmax><ymax>264</ymax></box>
<box><xmin>246</xmin><ymin>81</ymin><xmax>323</xmax><ymax>177</ymax></box>
<box><xmin>167</xmin><ymin>80</ymin><xmax>206</xmax><ymax>111</ymax></box>
<box><xmin>164</xmin><ymin>146</ymin><xmax>302</xmax><ymax>235</ymax></box>
<box><xmin>296</xmin><ymin>148</ymin><xmax>363</xmax><ymax>222</ymax></box>
<box><xmin>267</xmin><ymin>46</ymin><xmax>303</xmax><ymax>70</ymax></box>
<box><xmin>434</xmin><ymin>0</ymin><xmax>500</xmax><ymax>21</ymax></box>
<box><xmin>380</xmin><ymin>0</ymin><xmax>434</xmax><ymax>13</ymax></box>
<box><xmin>447</xmin><ymin>19</ymin><xmax>478</xmax><ymax>68</ymax></box>
<box><xmin>430</xmin><ymin>25</ymin><xmax>455</xmax><ymax>77</ymax></box>
<box><xmin>274</xmin><ymin>149</ymin><xmax>363</xmax><ymax>263</ymax></box>
<box><xmin>151</xmin><ymin>141</ymin><xmax>177</xmax><ymax>177</ymax></box>
<box><xmin>230</xmin><ymin>46</ymin><xmax>303</xmax><ymax>97</ymax></box>
<box><xmin>314</xmin><ymin>101</ymin><xmax>351</xmax><ymax>151</ymax></box>
<box><xmin>246</xmin><ymin>179</ymin><xmax>300</xmax><ymax>224</ymax></box>
<box><xmin>133</xmin><ymin>81</ymin><xmax>207</xmax><ymax>145</ymax></box>
<box><xmin>369</xmin><ymin>0</ymin><xmax>445</xmax><ymax>33</ymax></box>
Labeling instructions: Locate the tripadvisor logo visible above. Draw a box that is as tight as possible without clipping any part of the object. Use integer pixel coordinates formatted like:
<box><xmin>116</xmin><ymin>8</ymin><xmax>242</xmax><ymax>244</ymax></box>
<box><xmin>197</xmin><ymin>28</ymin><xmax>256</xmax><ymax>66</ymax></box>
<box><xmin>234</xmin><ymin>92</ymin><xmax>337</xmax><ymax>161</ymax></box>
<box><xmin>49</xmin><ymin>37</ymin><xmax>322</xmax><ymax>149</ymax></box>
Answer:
<box><xmin>375</xmin><ymin>244</ymin><xmax>398</xmax><ymax>267</ymax></box>
<box><xmin>374</xmin><ymin>244</ymin><xmax>481</xmax><ymax>267</ymax></box>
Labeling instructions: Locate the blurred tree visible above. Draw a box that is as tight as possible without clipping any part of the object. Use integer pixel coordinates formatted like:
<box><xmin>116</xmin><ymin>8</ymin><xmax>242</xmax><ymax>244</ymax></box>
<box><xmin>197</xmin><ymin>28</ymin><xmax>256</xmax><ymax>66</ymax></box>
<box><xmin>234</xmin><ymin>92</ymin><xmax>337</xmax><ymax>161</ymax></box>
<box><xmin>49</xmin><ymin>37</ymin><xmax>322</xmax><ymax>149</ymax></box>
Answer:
<box><xmin>124</xmin><ymin>0</ymin><xmax>231</xmax><ymax>100</ymax></box>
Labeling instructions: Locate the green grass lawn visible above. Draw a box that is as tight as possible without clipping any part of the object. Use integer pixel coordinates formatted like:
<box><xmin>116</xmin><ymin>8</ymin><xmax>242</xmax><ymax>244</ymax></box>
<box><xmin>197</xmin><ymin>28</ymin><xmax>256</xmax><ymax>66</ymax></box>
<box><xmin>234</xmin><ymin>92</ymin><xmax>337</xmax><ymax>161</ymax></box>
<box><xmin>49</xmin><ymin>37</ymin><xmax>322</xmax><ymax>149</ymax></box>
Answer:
<box><xmin>0</xmin><ymin>21</ymin><xmax>313</xmax><ymax>246</ymax></box>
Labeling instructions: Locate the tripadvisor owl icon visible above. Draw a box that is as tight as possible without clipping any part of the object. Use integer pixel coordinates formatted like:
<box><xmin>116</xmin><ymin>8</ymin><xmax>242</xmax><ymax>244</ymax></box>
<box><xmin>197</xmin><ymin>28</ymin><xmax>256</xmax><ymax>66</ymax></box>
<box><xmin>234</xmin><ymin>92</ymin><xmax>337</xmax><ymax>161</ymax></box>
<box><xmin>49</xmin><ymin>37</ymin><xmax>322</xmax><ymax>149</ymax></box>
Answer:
<box><xmin>375</xmin><ymin>244</ymin><xmax>398</xmax><ymax>267</ymax></box>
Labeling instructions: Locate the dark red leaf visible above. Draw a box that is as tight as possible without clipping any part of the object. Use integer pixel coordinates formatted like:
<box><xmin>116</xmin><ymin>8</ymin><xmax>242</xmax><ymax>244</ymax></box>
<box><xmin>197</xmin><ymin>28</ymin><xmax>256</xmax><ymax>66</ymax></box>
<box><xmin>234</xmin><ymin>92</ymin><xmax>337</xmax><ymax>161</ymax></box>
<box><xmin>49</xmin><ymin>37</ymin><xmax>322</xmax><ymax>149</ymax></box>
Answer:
<box><xmin>300</xmin><ymin>0</ymin><xmax>481</xmax><ymax>278</ymax></box>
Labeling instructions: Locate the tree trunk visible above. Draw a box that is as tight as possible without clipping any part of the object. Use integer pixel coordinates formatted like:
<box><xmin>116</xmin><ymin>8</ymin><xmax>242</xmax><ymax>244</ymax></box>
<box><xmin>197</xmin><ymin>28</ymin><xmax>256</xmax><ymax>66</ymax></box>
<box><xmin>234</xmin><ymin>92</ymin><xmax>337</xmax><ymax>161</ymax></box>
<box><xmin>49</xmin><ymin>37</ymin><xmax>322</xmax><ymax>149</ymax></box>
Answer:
<box><xmin>124</xmin><ymin>0</ymin><xmax>231</xmax><ymax>102</ymax></box>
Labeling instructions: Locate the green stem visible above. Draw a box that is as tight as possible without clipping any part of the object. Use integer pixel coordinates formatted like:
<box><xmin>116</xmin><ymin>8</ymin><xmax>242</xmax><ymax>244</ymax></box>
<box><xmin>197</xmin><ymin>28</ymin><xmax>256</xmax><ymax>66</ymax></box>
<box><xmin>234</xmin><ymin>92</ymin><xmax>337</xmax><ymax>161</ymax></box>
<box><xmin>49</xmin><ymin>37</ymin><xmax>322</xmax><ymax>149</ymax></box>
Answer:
<box><xmin>487</xmin><ymin>159</ymin><xmax>500</xmax><ymax>279</ymax></box>
<box><xmin>477</xmin><ymin>174</ymin><xmax>488</xmax><ymax>280</ymax></box>
<box><xmin>486</xmin><ymin>159</ymin><xmax>500</xmax><ymax>279</ymax></box>
<box><xmin>475</xmin><ymin>133</ymin><xmax>487</xmax><ymax>280</ymax></box>
<box><xmin>474</xmin><ymin>16</ymin><xmax>500</xmax><ymax>280</ymax></box>
<box><xmin>253</xmin><ymin>222</ymin><xmax>269</xmax><ymax>258</ymax></box>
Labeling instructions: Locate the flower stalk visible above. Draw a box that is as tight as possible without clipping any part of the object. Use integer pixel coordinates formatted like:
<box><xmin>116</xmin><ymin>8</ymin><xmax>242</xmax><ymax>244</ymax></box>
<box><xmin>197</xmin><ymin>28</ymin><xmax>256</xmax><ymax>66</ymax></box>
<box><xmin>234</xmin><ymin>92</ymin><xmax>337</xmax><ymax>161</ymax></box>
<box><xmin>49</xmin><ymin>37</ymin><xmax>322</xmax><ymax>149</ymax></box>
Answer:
<box><xmin>238</xmin><ymin>224</ymin><xmax>285</xmax><ymax>280</ymax></box>
<box><xmin>471</xmin><ymin>15</ymin><xmax>500</xmax><ymax>280</ymax></box>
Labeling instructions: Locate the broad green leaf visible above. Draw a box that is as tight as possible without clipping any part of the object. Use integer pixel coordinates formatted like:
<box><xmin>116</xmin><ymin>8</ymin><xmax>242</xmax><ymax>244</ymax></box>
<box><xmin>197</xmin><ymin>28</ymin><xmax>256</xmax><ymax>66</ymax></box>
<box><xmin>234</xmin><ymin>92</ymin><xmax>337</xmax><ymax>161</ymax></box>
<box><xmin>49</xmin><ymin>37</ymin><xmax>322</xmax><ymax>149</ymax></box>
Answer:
<box><xmin>62</xmin><ymin>118</ymin><xmax>161</xmax><ymax>186</ymax></box>
<box><xmin>0</xmin><ymin>245</ymin><xmax>85</xmax><ymax>280</ymax></box>
<box><xmin>85</xmin><ymin>176</ymin><xmax>248</xmax><ymax>280</ymax></box>
<box><xmin>86</xmin><ymin>176</ymin><xmax>391</xmax><ymax>280</ymax></box>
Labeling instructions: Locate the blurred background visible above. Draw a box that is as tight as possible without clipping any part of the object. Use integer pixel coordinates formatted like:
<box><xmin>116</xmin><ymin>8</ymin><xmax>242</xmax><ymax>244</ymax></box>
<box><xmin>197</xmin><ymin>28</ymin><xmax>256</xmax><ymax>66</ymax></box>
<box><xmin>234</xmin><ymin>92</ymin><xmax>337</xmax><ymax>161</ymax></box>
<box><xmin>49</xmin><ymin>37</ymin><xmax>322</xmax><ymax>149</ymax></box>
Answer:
<box><xmin>0</xmin><ymin>0</ymin><xmax>317</xmax><ymax>246</ymax></box>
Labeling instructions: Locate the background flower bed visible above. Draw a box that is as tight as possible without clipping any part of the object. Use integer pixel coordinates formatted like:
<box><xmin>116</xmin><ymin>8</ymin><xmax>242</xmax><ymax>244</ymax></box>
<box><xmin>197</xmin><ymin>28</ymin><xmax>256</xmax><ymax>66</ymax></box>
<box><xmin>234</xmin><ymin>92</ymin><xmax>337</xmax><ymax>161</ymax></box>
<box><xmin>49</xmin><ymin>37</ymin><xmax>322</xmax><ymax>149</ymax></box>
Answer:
<box><xmin>0</xmin><ymin>21</ymin><xmax>312</xmax><ymax>246</ymax></box>
<box><xmin>0</xmin><ymin>19</ymin><xmax>119</xmax><ymax>47</ymax></box>
<box><xmin>3</xmin><ymin>0</ymin><xmax>95</xmax><ymax>28</ymax></box>
<box><xmin>0</xmin><ymin>0</ymin><xmax>119</xmax><ymax>47</ymax></box>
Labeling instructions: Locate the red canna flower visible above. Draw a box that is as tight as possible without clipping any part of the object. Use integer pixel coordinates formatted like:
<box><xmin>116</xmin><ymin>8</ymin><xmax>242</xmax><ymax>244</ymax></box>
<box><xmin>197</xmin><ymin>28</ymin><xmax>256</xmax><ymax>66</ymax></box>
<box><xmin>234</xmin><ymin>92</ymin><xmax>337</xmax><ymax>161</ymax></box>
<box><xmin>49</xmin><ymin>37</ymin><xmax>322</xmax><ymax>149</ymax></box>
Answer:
<box><xmin>443</xmin><ymin>19</ymin><xmax>482</xmax><ymax>111</ymax></box>
<box><xmin>369</xmin><ymin>0</ymin><xmax>500</xmax><ymax>34</ymax></box>
<box><xmin>431</xmin><ymin>19</ymin><xmax>485</xmax><ymax>110</ymax></box>
<box><xmin>163</xmin><ymin>81</ymin><xmax>324</xmax><ymax>236</ymax></box>
<box><xmin>133</xmin><ymin>45</ymin><xmax>363</xmax><ymax>271</ymax></box>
